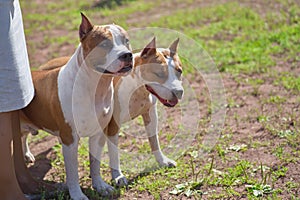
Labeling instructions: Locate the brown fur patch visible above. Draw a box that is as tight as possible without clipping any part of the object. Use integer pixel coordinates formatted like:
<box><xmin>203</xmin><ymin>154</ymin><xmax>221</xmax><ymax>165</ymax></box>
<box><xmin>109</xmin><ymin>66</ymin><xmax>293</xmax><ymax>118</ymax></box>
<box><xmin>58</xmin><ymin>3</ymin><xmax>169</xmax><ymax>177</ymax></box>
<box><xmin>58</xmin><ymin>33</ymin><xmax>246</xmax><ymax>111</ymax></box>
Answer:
<box><xmin>106</xmin><ymin>116</ymin><xmax>120</xmax><ymax>136</ymax></box>
<box><xmin>113</xmin><ymin>76</ymin><xmax>122</xmax><ymax>87</ymax></box>
<box><xmin>106</xmin><ymin>77</ymin><xmax>122</xmax><ymax>136</ymax></box>
<box><xmin>162</xmin><ymin>50</ymin><xmax>182</xmax><ymax>74</ymax></box>
<box><xmin>81</xmin><ymin>26</ymin><xmax>113</xmax><ymax>69</ymax></box>
<box><xmin>22</xmin><ymin>68</ymin><xmax>73</xmax><ymax>145</ymax></box>
<box><xmin>39</xmin><ymin>56</ymin><xmax>70</xmax><ymax>70</ymax></box>
<box><xmin>128</xmin><ymin>86</ymin><xmax>152</xmax><ymax>120</ymax></box>
<box><xmin>136</xmin><ymin>51</ymin><xmax>169</xmax><ymax>84</ymax></box>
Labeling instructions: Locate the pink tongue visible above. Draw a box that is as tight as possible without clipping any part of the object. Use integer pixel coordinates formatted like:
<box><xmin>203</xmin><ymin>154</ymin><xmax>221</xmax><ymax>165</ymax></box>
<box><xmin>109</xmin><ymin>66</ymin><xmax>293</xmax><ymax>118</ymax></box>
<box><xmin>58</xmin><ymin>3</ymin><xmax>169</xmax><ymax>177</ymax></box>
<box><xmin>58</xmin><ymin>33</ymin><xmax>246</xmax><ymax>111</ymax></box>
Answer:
<box><xmin>120</xmin><ymin>61</ymin><xmax>126</xmax><ymax>68</ymax></box>
<box><xmin>161</xmin><ymin>97</ymin><xmax>178</xmax><ymax>107</ymax></box>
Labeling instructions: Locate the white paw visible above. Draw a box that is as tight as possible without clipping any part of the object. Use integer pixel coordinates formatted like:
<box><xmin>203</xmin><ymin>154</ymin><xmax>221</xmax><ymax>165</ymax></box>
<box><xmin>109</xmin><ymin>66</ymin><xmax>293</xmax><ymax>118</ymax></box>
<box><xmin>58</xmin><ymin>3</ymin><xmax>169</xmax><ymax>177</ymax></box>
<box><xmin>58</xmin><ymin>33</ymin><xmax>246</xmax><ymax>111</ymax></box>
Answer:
<box><xmin>25</xmin><ymin>151</ymin><xmax>35</xmax><ymax>163</ymax></box>
<box><xmin>157</xmin><ymin>155</ymin><xmax>177</xmax><ymax>167</ymax></box>
<box><xmin>111</xmin><ymin>171</ymin><xmax>128</xmax><ymax>187</ymax></box>
<box><xmin>93</xmin><ymin>178</ymin><xmax>116</xmax><ymax>196</ymax></box>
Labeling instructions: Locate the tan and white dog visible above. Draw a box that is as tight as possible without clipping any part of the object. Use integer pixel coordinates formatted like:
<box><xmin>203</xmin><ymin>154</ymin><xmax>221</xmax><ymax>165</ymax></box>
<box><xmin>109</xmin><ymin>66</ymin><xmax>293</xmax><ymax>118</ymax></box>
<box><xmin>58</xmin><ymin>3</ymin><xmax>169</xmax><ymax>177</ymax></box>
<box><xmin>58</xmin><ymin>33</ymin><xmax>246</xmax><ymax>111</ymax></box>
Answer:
<box><xmin>23</xmin><ymin>37</ymin><xmax>183</xmax><ymax>188</ymax></box>
<box><xmin>106</xmin><ymin>37</ymin><xmax>183</xmax><ymax>186</ymax></box>
<box><xmin>21</xmin><ymin>13</ymin><xmax>132</xmax><ymax>200</ymax></box>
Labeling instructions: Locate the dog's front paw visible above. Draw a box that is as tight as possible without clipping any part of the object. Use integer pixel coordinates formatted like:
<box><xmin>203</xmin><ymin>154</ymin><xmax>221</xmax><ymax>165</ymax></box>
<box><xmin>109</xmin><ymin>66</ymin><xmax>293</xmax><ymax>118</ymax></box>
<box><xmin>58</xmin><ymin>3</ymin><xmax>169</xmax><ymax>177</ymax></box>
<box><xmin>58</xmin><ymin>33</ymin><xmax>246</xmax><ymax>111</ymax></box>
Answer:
<box><xmin>25</xmin><ymin>151</ymin><xmax>35</xmax><ymax>163</ymax></box>
<box><xmin>157</xmin><ymin>156</ymin><xmax>177</xmax><ymax>168</ymax></box>
<box><xmin>112</xmin><ymin>174</ymin><xmax>128</xmax><ymax>187</ymax></box>
<box><xmin>111</xmin><ymin>169</ymin><xmax>128</xmax><ymax>187</ymax></box>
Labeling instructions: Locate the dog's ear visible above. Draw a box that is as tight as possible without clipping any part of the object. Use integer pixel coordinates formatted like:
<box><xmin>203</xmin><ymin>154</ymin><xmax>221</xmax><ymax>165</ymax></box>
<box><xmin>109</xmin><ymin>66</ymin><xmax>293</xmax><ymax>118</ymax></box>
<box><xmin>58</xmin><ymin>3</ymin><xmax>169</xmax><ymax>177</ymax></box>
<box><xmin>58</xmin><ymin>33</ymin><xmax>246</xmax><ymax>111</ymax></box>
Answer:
<box><xmin>169</xmin><ymin>38</ymin><xmax>179</xmax><ymax>57</ymax></box>
<box><xmin>79</xmin><ymin>12</ymin><xmax>93</xmax><ymax>41</ymax></box>
<box><xmin>141</xmin><ymin>37</ymin><xmax>156</xmax><ymax>58</ymax></box>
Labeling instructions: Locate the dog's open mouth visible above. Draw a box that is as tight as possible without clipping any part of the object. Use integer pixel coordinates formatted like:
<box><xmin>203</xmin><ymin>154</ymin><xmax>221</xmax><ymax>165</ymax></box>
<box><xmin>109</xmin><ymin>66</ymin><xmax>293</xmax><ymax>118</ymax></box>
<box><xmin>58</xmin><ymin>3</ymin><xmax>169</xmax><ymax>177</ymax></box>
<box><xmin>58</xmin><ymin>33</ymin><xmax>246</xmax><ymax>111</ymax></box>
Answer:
<box><xmin>96</xmin><ymin>63</ymin><xmax>132</xmax><ymax>75</ymax></box>
<box><xmin>117</xmin><ymin>63</ymin><xmax>132</xmax><ymax>73</ymax></box>
<box><xmin>145</xmin><ymin>85</ymin><xmax>178</xmax><ymax>107</ymax></box>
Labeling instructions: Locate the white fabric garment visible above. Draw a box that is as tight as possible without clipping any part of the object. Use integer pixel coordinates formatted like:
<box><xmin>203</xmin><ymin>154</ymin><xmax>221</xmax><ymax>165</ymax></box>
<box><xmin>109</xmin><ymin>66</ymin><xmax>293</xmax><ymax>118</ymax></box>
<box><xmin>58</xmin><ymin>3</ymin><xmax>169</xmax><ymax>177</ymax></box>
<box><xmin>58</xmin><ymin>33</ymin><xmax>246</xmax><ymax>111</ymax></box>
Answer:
<box><xmin>0</xmin><ymin>0</ymin><xmax>34</xmax><ymax>112</ymax></box>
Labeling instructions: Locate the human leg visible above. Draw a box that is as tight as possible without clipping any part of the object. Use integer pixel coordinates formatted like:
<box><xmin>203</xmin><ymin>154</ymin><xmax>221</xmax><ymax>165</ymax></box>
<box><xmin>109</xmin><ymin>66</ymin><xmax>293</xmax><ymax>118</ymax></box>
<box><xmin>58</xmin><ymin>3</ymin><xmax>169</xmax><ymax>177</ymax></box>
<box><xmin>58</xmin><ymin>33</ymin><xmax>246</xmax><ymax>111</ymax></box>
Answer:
<box><xmin>0</xmin><ymin>111</ymin><xmax>27</xmax><ymax>200</ymax></box>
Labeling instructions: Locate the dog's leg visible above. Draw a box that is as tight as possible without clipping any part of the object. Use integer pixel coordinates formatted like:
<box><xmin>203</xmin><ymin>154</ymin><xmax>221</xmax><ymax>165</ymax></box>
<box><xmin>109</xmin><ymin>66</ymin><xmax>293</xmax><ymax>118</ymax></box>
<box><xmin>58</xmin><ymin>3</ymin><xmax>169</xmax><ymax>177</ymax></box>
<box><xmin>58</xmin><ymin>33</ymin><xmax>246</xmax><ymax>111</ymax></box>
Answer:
<box><xmin>142</xmin><ymin>105</ymin><xmax>177</xmax><ymax>167</ymax></box>
<box><xmin>62</xmin><ymin>134</ymin><xmax>88</xmax><ymax>200</ymax></box>
<box><xmin>89</xmin><ymin>133</ymin><xmax>115</xmax><ymax>196</ymax></box>
<box><xmin>21</xmin><ymin>133</ymin><xmax>35</xmax><ymax>163</ymax></box>
<box><xmin>107</xmin><ymin>134</ymin><xmax>127</xmax><ymax>187</ymax></box>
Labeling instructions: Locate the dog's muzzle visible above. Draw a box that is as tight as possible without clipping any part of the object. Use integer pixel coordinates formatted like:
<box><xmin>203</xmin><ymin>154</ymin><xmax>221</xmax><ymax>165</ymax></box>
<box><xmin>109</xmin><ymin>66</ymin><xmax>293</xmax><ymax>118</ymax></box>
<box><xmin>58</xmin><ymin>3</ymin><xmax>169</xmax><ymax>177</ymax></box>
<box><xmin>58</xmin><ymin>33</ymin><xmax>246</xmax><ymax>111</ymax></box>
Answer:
<box><xmin>117</xmin><ymin>52</ymin><xmax>133</xmax><ymax>73</ymax></box>
<box><xmin>145</xmin><ymin>85</ymin><xmax>180</xmax><ymax>107</ymax></box>
<box><xmin>97</xmin><ymin>52</ymin><xmax>133</xmax><ymax>74</ymax></box>
<box><xmin>119</xmin><ymin>52</ymin><xmax>132</xmax><ymax>63</ymax></box>
<box><xmin>171</xmin><ymin>89</ymin><xmax>183</xmax><ymax>100</ymax></box>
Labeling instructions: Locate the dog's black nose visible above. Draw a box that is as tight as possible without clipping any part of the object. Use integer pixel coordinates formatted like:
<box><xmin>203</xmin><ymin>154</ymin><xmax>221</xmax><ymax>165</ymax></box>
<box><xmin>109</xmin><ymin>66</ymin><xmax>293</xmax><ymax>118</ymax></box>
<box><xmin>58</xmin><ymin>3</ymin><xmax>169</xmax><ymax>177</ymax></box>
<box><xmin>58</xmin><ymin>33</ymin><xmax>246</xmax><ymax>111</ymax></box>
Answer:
<box><xmin>119</xmin><ymin>52</ymin><xmax>133</xmax><ymax>62</ymax></box>
<box><xmin>172</xmin><ymin>89</ymin><xmax>183</xmax><ymax>99</ymax></box>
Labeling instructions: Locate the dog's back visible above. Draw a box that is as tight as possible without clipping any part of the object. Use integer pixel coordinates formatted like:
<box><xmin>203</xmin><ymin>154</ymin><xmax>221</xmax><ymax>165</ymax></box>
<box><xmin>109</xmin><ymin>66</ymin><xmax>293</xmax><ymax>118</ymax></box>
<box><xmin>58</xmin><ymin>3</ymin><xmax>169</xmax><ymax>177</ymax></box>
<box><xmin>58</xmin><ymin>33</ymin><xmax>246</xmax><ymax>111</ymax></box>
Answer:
<box><xmin>39</xmin><ymin>56</ymin><xmax>70</xmax><ymax>70</ymax></box>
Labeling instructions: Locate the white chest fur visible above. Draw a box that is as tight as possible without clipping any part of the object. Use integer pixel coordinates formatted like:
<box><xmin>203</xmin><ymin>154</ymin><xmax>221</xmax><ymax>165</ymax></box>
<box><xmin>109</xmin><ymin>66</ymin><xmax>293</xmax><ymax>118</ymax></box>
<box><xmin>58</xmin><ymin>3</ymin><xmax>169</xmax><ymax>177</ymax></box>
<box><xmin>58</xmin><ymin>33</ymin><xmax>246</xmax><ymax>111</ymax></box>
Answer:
<box><xmin>58</xmin><ymin>46</ymin><xmax>114</xmax><ymax>137</ymax></box>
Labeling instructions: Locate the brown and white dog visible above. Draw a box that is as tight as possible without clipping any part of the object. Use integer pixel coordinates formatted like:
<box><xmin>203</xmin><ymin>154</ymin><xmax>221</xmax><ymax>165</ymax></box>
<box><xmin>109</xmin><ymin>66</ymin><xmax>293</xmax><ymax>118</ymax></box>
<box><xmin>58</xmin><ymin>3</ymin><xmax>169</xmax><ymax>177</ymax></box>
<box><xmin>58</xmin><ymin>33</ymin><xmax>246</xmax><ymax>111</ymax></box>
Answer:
<box><xmin>21</xmin><ymin>13</ymin><xmax>132</xmax><ymax>200</ymax></box>
<box><xmin>22</xmin><ymin>37</ymin><xmax>183</xmax><ymax>189</ymax></box>
<box><xmin>106</xmin><ymin>37</ymin><xmax>183</xmax><ymax>186</ymax></box>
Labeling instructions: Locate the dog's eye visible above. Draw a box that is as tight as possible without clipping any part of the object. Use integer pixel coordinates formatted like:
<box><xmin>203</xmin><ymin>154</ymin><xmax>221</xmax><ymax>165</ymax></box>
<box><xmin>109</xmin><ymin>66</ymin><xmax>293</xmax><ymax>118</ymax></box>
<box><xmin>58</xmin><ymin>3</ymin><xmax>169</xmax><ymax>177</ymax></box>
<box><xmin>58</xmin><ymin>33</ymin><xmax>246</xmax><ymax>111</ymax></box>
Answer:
<box><xmin>124</xmin><ymin>38</ymin><xmax>130</xmax><ymax>46</ymax></box>
<box><xmin>100</xmin><ymin>42</ymin><xmax>107</xmax><ymax>47</ymax></box>
<box><xmin>177</xmin><ymin>68</ymin><xmax>182</xmax><ymax>74</ymax></box>
<box><xmin>176</xmin><ymin>70</ymin><xmax>182</xmax><ymax>78</ymax></box>
<box><xmin>175</xmin><ymin>69</ymin><xmax>182</xmax><ymax>79</ymax></box>
<box><xmin>99</xmin><ymin>40</ymin><xmax>112</xmax><ymax>49</ymax></box>
<box><xmin>154</xmin><ymin>71</ymin><xmax>165</xmax><ymax>78</ymax></box>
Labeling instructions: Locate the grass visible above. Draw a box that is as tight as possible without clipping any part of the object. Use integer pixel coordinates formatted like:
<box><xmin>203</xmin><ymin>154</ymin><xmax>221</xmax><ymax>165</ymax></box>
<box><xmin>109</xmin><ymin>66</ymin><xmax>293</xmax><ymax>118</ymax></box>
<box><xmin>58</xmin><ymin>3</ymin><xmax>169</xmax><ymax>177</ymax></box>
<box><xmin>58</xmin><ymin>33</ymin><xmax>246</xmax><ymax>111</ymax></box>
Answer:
<box><xmin>20</xmin><ymin>0</ymin><xmax>300</xmax><ymax>199</ymax></box>
<box><xmin>276</xmin><ymin>74</ymin><xmax>300</xmax><ymax>91</ymax></box>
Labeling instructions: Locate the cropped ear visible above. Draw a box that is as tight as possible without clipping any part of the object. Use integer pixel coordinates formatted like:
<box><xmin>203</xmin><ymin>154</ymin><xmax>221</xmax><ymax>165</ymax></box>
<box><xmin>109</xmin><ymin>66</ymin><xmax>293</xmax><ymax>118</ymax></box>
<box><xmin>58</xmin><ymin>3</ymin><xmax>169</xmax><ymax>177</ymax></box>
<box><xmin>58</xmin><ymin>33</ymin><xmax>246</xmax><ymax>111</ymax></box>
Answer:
<box><xmin>79</xmin><ymin>12</ymin><xmax>93</xmax><ymax>41</ymax></box>
<box><xmin>140</xmin><ymin>37</ymin><xmax>156</xmax><ymax>58</ymax></box>
<box><xmin>169</xmin><ymin>38</ymin><xmax>179</xmax><ymax>57</ymax></box>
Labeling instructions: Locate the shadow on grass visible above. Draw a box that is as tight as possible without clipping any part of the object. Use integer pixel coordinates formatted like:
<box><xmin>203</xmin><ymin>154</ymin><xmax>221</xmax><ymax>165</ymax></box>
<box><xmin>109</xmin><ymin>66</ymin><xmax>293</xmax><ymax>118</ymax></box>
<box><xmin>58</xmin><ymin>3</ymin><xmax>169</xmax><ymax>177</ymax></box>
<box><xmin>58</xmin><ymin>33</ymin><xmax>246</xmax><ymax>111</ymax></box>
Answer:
<box><xmin>115</xmin><ymin>164</ymin><xmax>172</xmax><ymax>199</ymax></box>
<box><xmin>28</xmin><ymin>148</ymin><xmax>53</xmax><ymax>180</ymax></box>
<box><xmin>127</xmin><ymin>167</ymin><xmax>155</xmax><ymax>185</ymax></box>
<box><xmin>82</xmin><ymin>165</ymin><xmax>162</xmax><ymax>200</ymax></box>
<box><xmin>83</xmin><ymin>187</ymin><xmax>121</xmax><ymax>200</ymax></box>
<box><xmin>27</xmin><ymin>148</ymin><xmax>68</xmax><ymax>200</ymax></box>
<box><xmin>84</xmin><ymin>164</ymin><xmax>167</xmax><ymax>199</ymax></box>
<box><xmin>27</xmin><ymin>152</ymin><xmax>165</xmax><ymax>199</ymax></box>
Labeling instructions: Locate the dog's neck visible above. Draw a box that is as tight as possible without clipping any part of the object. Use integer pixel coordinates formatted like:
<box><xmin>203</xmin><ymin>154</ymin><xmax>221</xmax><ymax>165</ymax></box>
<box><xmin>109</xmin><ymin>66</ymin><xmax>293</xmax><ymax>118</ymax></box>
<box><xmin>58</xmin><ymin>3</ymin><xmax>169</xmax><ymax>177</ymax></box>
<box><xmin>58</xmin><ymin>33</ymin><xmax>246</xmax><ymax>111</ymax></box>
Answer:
<box><xmin>64</xmin><ymin>44</ymin><xmax>114</xmax><ymax>94</ymax></box>
<box><xmin>58</xmin><ymin>44</ymin><xmax>114</xmax><ymax>133</ymax></box>
<box><xmin>125</xmin><ymin>53</ymin><xmax>150</xmax><ymax>93</ymax></box>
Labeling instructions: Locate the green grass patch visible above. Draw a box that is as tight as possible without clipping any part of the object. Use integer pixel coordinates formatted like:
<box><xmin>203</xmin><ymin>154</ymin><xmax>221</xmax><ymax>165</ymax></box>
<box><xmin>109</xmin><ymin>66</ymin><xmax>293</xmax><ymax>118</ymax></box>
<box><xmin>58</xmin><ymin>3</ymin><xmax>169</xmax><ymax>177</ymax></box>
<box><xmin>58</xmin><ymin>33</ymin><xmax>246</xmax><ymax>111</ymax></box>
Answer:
<box><xmin>276</xmin><ymin>74</ymin><xmax>300</xmax><ymax>91</ymax></box>
<box><xmin>149</xmin><ymin>2</ymin><xmax>300</xmax><ymax>74</ymax></box>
